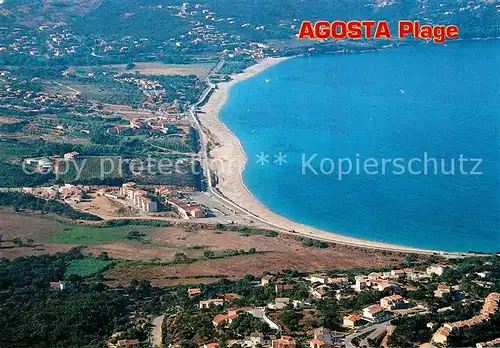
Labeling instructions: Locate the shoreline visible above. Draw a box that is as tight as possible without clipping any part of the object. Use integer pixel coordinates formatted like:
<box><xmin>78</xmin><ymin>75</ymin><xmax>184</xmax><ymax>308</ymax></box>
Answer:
<box><xmin>198</xmin><ymin>57</ymin><xmax>444</xmax><ymax>255</ymax></box>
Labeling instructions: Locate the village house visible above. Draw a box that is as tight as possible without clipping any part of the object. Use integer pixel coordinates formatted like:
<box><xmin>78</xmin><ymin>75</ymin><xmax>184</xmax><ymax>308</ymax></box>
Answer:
<box><xmin>213</xmin><ymin>311</ymin><xmax>239</xmax><ymax>328</ymax></box>
<box><xmin>24</xmin><ymin>157</ymin><xmax>52</xmax><ymax>170</ymax></box>
<box><xmin>354</xmin><ymin>276</ymin><xmax>369</xmax><ymax>292</ymax></box>
<box><xmin>427</xmin><ymin>265</ymin><xmax>449</xmax><ymax>276</ymax></box>
<box><xmin>308</xmin><ymin>274</ymin><xmax>329</xmax><ymax>284</ymax></box>
<box><xmin>63</xmin><ymin>151</ymin><xmax>79</xmax><ymax>160</ymax></box>
<box><xmin>121</xmin><ymin>182</ymin><xmax>158</xmax><ymax>213</ymax></box>
<box><xmin>310</xmin><ymin>284</ymin><xmax>330</xmax><ymax>300</ymax></box>
<box><xmin>343</xmin><ymin>314</ymin><xmax>362</xmax><ymax>328</ymax></box>
<box><xmin>275</xmin><ymin>298</ymin><xmax>290</xmax><ymax>310</ymax></box>
<box><xmin>327</xmin><ymin>276</ymin><xmax>349</xmax><ymax>287</ymax></box>
<box><xmin>434</xmin><ymin>283</ymin><xmax>452</xmax><ymax>298</ymax></box>
<box><xmin>261</xmin><ymin>275</ymin><xmax>274</xmax><ymax>286</ymax></box>
<box><xmin>221</xmin><ymin>293</ymin><xmax>241</xmax><ymax>302</ymax></box>
<box><xmin>48</xmin><ymin>281</ymin><xmax>71</xmax><ymax>291</ymax></box>
<box><xmin>313</xmin><ymin>327</ymin><xmax>333</xmax><ymax>343</ymax></box>
<box><xmin>167</xmin><ymin>197</ymin><xmax>204</xmax><ymax>219</ymax></box>
<box><xmin>187</xmin><ymin>288</ymin><xmax>202</xmax><ymax>297</ymax></box>
<box><xmin>275</xmin><ymin>281</ymin><xmax>294</xmax><ymax>293</ymax></box>
<box><xmin>309</xmin><ymin>338</ymin><xmax>330</xmax><ymax>348</ymax></box>
<box><xmin>432</xmin><ymin>292</ymin><xmax>499</xmax><ymax>345</ymax></box>
<box><xmin>272</xmin><ymin>336</ymin><xmax>295</xmax><ymax>348</ymax></box>
<box><xmin>380</xmin><ymin>295</ymin><xmax>407</xmax><ymax>310</ymax></box>
<box><xmin>362</xmin><ymin>305</ymin><xmax>390</xmax><ymax>323</ymax></box>
<box><xmin>244</xmin><ymin>332</ymin><xmax>265</xmax><ymax>347</ymax></box>
<box><xmin>390</xmin><ymin>268</ymin><xmax>414</xmax><ymax>279</ymax></box>
<box><xmin>199</xmin><ymin>298</ymin><xmax>225</xmax><ymax>309</ymax></box>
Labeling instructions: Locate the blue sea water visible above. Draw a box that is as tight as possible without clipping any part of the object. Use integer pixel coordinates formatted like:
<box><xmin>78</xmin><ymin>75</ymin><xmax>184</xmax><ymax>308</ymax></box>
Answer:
<box><xmin>219</xmin><ymin>40</ymin><xmax>500</xmax><ymax>252</ymax></box>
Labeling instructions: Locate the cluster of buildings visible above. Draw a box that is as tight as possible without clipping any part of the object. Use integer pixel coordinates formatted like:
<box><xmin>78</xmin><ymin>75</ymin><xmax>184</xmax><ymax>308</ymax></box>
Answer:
<box><xmin>187</xmin><ymin>265</ymin><xmax>499</xmax><ymax>348</ymax></box>
<box><xmin>342</xmin><ymin>294</ymin><xmax>413</xmax><ymax>328</ymax></box>
<box><xmin>0</xmin><ymin>78</ymin><xmax>94</xmax><ymax>116</ymax></box>
<box><xmin>23</xmin><ymin>184</ymin><xmax>89</xmax><ymax>203</ymax></box>
<box><xmin>166</xmin><ymin>196</ymin><xmax>204</xmax><ymax>219</ymax></box>
<box><xmin>432</xmin><ymin>292</ymin><xmax>500</xmax><ymax>345</ymax></box>
<box><xmin>201</xmin><ymin>327</ymin><xmax>343</xmax><ymax>348</ymax></box>
<box><xmin>120</xmin><ymin>182</ymin><xmax>158</xmax><ymax>213</ymax></box>
<box><xmin>117</xmin><ymin>75</ymin><xmax>168</xmax><ymax>97</ymax></box>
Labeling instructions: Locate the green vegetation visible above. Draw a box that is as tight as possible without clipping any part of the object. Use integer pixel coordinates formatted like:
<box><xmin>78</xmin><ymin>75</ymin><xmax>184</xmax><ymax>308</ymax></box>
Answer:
<box><xmin>45</xmin><ymin>224</ymin><xmax>155</xmax><ymax>245</ymax></box>
<box><xmin>0</xmin><ymin>249</ymin><xmax>165</xmax><ymax>348</ymax></box>
<box><xmin>301</xmin><ymin>238</ymin><xmax>329</xmax><ymax>248</ymax></box>
<box><xmin>213</xmin><ymin>223</ymin><xmax>278</xmax><ymax>237</ymax></box>
<box><xmin>0</xmin><ymin>162</ymin><xmax>54</xmax><ymax>187</ymax></box>
<box><xmin>65</xmin><ymin>257</ymin><xmax>115</xmax><ymax>278</ymax></box>
<box><xmin>0</xmin><ymin>192</ymin><xmax>102</xmax><ymax>221</ymax></box>
<box><xmin>55</xmin><ymin>156</ymin><xmax>123</xmax><ymax>184</ymax></box>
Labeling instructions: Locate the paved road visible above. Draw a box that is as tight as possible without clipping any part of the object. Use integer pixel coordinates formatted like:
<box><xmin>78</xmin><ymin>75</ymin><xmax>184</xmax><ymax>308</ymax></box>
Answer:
<box><xmin>151</xmin><ymin>315</ymin><xmax>165</xmax><ymax>348</ymax></box>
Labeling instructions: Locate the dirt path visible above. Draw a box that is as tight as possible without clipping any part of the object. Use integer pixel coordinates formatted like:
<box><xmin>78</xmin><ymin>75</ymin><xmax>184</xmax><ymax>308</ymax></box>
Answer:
<box><xmin>151</xmin><ymin>315</ymin><xmax>165</xmax><ymax>348</ymax></box>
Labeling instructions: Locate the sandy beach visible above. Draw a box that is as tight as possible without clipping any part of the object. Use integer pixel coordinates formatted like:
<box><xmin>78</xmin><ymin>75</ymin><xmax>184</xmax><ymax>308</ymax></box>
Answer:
<box><xmin>198</xmin><ymin>57</ymin><xmax>446</xmax><ymax>255</ymax></box>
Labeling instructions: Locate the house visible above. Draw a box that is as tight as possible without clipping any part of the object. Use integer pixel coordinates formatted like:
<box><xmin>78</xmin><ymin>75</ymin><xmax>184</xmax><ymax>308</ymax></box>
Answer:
<box><xmin>309</xmin><ymin>274</ymin><xmax>329</xmax><ymax>284</ymax></box>
<box><xmin>213</xmin><ymin>311</ymin><xmax>239</xmax><ymax>327</ymax></box>
<box><xmin>244</xmin><ymin>332</ymin><xmax>265</xmax><ymax>347</ymax></box>
<box><xmin>434</xmin><ymin>284</ymin><xmax>451</xmax><ymax>298</ymax></box>
<box><xmin>199</xmin><ymin>298</ymin><xmax>225</xmax><ymax>309</ymax></box>
<box><xmin>135</xmin><ymin>195</ymin><xmax>158</xmax><ymax>213</ymax></box>
<box><xmin>432</xmin><ymin>292</ymin><xmax>500</xmax><ymax>345</ymax></box>
<box><xmin>272</xmin><ymin>336</ymin><xmax>295</xmax><ymax>348</ymax></box>
<box><xmin>390</xmin><ymin>269</ymin><xmax>413</xmax><ymax>279</ymax></box>
<box><xmin>187</xmin><ymin>288</ymin><xmax>202</xmax><ymax>297</ymax></box>
<box><xmin>130</xmin><ymin>118</ymin><xmax>146</xmax><ymax>129</ymax></box>
<box><xmin>310</xmin><ymin>338</ymin><xmax>330</xmax><ymax>348</ymax></box>
<box><xmin>372</xmin><ymin>280</ymin><xmax>393</xmax><ymax>292</ymax></box>
<box><xmin>275</xmin><ymin>282</ymin><xmax>294</xmax><ymax>292</ymax></box>
<box><xmin>117</xmin><ymin>339</ymin><xmax>140</xmax><ymax>347</ymax></box>
<box><xmin>327</xmin><ymin>276</ymin><xmax>349</xmax><ymax>287</ymax></box>
<box><xmin>354</xmin><ymin>276</ymin><xmax>369</xmax><ymax>292</ymax></box>
<box><xmin>343</xmin><ymin>314</ymin><xmax>362</xmax><ymax>328</ymax></box>
<box><xmin>432</xmin><ymin>327</ymin><xmax>451</xmax><ymax>344</ymax></box>
<box><xmin>275</xmin><ymin>298</ymin><xmax>290</xmax><ymax>310</ymax></box>
<box><xmin>427</xmin><ymin>265</ymin><xmax>449</xmax><ymax>276</ymax></box>
<box><xmin>48</xmin><ymin>281</ymin><xmax>71</xmax><ymax>291</ymax></box>
<box><xmin>367</xmin><ymin>272</ymin><xmax>383</xmax><ymax>280</ymax></box>
<box><xmin>362</xmin><ymin>305</ymin><xmax>389</xmax><ymax>323</ymax></box>
<box><xmin>310</xmin><ymin>284</ymin><xmax>330</xmax><ymax>299</ymax></box>
<box><xmin>63</xmin><ymin>151</ymin><xmax>79</xmax><ymax>160</ymax></box>
<box><xmin>121</xmin><ymin>183</ymin><xmax>158</xmax><ymax>213</ymax></box>
<box><xmin>380</xmin><ymin>295</ymin><xmax>406</xmax><ymax>310</ymax></box>
<box><xmin>167</xmin><ymin>197</ymin><xmax>204</xmax><ymax>219</ymax></box>
<box><xmin>261</xmin><ymin>275</ymin><xmax>274</xmax><ymax>286</ymax></box>
<box><xmin>24</xmin><ymin>157</ymin><xmax>52</xmax><ymax>169</ymax></box>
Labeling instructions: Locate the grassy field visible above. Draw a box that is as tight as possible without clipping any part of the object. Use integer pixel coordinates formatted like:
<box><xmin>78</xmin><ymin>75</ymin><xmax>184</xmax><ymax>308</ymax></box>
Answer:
<box><xmin>44</xmin><ymin>224</ymin><xmax>156</xmax><ymax>245</ymax></box>
<box><xmin>65</xmin><ymin>257</ymin><xmax>114</xmax><ymax>278</ymax></box>
<box><xmin>73</xmin><ymin>62</ymin><xmax>215</xmax><ymax>78</ymax></box>
<box><xmin>56</xmin><ymin>156</ymin><xmax>123</xmax><ymax>183</ymax></box>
